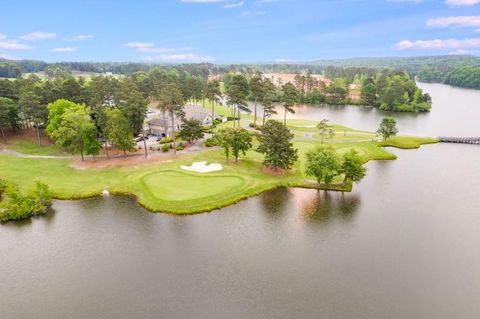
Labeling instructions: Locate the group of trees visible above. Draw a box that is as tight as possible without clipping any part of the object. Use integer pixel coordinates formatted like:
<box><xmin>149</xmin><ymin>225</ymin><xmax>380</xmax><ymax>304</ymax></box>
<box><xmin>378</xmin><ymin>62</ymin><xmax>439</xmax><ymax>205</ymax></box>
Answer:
<box><xmin>224</xmin><ymin>73</ymin><xmax>302</xmax><ymax>128</ymax></box>
<box><xmin>419</xmin><ymin>65</ymin><xmax>480</xmax><ymax>90</ymax></box>
<box><xmin>214</xmin><ymin>120</ymin><xmax>297</xmax><ymax>171</ymax></box>
<box><xmin>286</xmin><ymin>68</ymin><xmax>432</xmax><ymax>112</ymax></box>
<box><xmin>360</xmin><ymin>72</ymin><xmax>431</xmax><ymax>112</ymax></box>
<box><xmin>0</xmin><ymin>66</ymin><xmax>225</xmax><ymax>158</ymax></box>
<box><xmin>305</xmin><ymin>147</ymin><xmax>366</xmax><ymax>187</ymax></box>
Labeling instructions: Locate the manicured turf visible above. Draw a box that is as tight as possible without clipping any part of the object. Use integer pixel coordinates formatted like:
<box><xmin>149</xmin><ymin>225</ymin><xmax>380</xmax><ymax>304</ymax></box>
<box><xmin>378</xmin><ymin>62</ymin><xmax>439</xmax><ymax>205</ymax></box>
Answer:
<box><xmin>142</xmin><ymin>170</ymin><xmax>246</xmax><ymax>201</ymax></box>
<box><xmin>0</xmin><ymin>119</ymin><xmax>438</xmax><ymax>214</ymax></box>
<box><xmin>5</xmin><ymin>139</ymin><xmax>66</xmax><ymax>156</ymax></box>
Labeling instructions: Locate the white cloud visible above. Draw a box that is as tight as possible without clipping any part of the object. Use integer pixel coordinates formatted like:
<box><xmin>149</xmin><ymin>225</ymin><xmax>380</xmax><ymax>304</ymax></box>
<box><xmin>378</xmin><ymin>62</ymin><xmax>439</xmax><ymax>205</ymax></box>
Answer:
<box><xmin>393</xmin><ymin>38</ymin><xmax>480</xmax><ymax>50</ymax></box>
<box><xmin>126</xmin><ymin>42</ymin><xmax>193</xmax><ymax>53</ymax></box>
<box><xmin>144</xmin><ymin>53</ymin><xmax>215</xmax><ymax>62</ymax></box>
<box><xmin>445</xmin><ymin>0</ymin><xmax>480</xmax><ymax>6</ymax></box>
<box><xmin>0</xmin><ymin>33</ymin><xmax>6</xmax><ymax>40</ymax></box>
<box><xmin>0</xmin><ymin>41</ymin><xmax>33</xmax><ymax>50</ymax></box>
<box><xmin>64</xmin><ymin>34</ymin><xmax>94</xmax><ymax>41</ymax></box>
<box><xmin>126</xmin><ymin>42</ymin><xmax>155</xmax><ymax>49</ymax></box>
<box><xmin>275</xmin><ymin>58</ymin><xmax>295</xmax><ymax>63</ymax></box>
<box><xmin>223</xmin><ymin>1</ymin><xmax>244</xmax><ymax>8</ymax></box>
<box><xmin>427</xmin><ymin>16</ymin><xmax>480</xmax><ymax>28</ymax></box>
<box><xmin>50</xmin><ymin>47</ymin><xmax>76</xmax><ymax>52</ymax></box>
<box><xmin>449</xmin><ymin>49</ymin><xmax>477</xmax><ymax>55</ymax></box>
<box><xmin>20</xmin><ymin>31</ymin><xmax>56</xmax><ymax>41</ymax></box>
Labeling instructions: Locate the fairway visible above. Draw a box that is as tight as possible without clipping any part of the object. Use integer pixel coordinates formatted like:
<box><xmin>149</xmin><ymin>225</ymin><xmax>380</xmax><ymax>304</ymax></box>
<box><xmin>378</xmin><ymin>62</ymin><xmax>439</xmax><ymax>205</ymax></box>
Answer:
<box><xmin>141</xmin><ymin>170</ymin><xmax>246</xmax><ymax>201</ymax></box>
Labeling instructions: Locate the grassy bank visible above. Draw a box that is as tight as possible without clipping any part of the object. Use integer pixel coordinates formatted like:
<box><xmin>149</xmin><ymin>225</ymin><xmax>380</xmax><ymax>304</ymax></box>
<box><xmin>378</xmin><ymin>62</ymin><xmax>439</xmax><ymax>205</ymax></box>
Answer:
<box><xmin>0</xmin><ymin>120</ymin><xmax>437</xmax><ymax>214</ymax></box>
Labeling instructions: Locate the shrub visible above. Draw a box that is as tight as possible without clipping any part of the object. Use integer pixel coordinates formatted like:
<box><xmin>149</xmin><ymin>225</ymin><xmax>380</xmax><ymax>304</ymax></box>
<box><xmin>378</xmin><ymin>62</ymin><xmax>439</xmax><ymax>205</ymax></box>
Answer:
<box><xmin>160</xmin><ymin>137</ymin><xmax>173</xmax><ymax>144</ymax></box>
<box><xmin>0</xmin><ymin>180</ymin><xmax>53</xmax><ymax>222</ymax></box>
<box><xmin>248</xmin><ymin>123</ymin><xmax>263</xmax><ymax>130</ymax></box>
<box><xmin>226</xmin><ymin>116</ymin><xmax>239</xmax><ymax>121</ymax></box>
<box><xmin>176</xmin><ymin>142</ymin><xmax>185</xmax><ymax>151</ymax></box>
<box><xmin>204</xmin><ymin>138</ymin><xmax>219</xmax><ymax>147</ymax></box>
<box><xmin>162</xmin><ymin>143</ymin><xmax>170</xmax><ymax>152</ymax></box>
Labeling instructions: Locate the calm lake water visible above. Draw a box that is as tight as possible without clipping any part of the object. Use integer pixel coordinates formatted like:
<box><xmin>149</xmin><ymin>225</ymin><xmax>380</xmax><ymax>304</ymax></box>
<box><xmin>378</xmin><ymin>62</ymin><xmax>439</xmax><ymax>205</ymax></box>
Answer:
<box><xmin>1</xmin><ymin>84</ymin><xmax>480</xmax><ymax>319</ymax></box>
<box><xmin>274</xmin><ymin>82</ymin><xmax>480</xmax><ymax>137</ymax></box>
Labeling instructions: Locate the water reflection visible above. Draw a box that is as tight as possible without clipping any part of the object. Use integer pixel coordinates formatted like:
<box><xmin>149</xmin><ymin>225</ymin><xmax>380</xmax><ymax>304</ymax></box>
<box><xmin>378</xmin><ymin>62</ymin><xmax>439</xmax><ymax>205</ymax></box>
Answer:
<box><xmin>259</xmin><ymin>187</ymin><xmax>290</xmax><ymax>219</ymax></box>
<box><xmin>297</xmin><ymin>190</ymin><xmax>360</xmax><ymax>226</ymax></box>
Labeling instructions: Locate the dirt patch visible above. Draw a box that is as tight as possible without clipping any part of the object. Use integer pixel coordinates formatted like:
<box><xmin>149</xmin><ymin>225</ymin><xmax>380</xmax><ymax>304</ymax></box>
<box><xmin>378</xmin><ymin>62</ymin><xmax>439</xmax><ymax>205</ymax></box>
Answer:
<box><xmin>1</xmin><ymin>129</ymin><xmax>55</xmax><ymax>147</ymax></box>
<box><xmin>262</xmin><ymin>166</ymin><xmax>287</xmax><ymax>176</ymax></box>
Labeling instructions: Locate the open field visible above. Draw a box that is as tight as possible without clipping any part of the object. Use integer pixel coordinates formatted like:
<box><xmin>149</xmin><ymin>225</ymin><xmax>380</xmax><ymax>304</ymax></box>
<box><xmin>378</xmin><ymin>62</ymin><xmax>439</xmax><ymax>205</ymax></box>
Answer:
<box><xmin>0</xmin><ymin>119</ymin><xmax>438</xmax><ymax>214</ymax></box>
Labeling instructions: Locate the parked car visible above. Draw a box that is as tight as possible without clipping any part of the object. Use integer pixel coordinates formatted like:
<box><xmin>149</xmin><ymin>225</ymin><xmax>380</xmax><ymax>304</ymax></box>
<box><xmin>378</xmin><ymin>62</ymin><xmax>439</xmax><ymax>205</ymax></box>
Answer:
<box><xmin>135</xmin><ymin>136</ymin><xmax>149</xmax><ymax>142</ymax></box>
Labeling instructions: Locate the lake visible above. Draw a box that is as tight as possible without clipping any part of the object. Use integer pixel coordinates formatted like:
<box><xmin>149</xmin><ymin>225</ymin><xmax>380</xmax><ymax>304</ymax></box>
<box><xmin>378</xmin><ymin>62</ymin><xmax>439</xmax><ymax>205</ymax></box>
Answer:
<box><xmin>273</xmin><ymin>82</ymin><xmax>480</xmax><ymax>137</ymax></box>
<box><xmin>1</xmin><ymin>84</ymin><xmax>480</xmax><ymax>319</ymax></box>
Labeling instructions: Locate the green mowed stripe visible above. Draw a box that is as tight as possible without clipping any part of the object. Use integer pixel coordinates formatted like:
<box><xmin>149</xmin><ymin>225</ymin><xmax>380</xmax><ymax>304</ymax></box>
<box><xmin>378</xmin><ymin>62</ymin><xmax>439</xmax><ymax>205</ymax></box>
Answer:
<box><xmin>141</xmin><ymin>170</ymin><xmax>246</xmax><ymax>201</ymax></box>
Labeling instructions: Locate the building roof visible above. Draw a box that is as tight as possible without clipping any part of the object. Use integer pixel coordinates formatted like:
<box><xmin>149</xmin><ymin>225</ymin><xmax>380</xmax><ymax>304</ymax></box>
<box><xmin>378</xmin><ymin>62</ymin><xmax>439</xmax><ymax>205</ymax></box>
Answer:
<box><xmin>184</xmin><ymin>104</ymin><xmax>211</xmax><ymax>122</ymax></box>
<box><xmin>147</xmin><ymin>104</ymin><xmax>211</xmax><ymax>128</ymax></box>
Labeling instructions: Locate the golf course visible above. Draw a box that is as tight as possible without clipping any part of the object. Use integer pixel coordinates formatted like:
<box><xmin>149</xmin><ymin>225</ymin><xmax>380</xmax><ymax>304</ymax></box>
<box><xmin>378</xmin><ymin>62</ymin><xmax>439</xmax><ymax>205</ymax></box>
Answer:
<box><xmin>0</xmin><ymin>117</ymin><xmax>437</xmax><ymax>214</ymax></box>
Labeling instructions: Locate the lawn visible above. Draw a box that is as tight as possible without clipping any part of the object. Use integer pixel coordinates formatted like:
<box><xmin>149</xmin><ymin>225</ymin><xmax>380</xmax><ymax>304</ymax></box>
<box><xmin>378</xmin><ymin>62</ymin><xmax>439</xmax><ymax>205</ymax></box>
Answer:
<box><xmin>6</xmin><ymin>139</ymin><xmax>67</xmax><ymax>156</ymax></box>
<box><xmin>0</xmin><ymin>119</ymin><xmax>438</xmax><ymax>214</ymax></box>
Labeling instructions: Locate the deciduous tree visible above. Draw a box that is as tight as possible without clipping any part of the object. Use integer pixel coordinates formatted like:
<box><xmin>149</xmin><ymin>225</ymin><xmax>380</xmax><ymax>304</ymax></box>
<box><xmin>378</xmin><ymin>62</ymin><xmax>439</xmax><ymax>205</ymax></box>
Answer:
<box><xmin>340</xmin><ymin>149</ymin><xmax>366</xmax><ymax>186</ymax></box>
<box><xmin>305</xmin><ymin>146</ymin><xmax>340</xmax><ymax>186</ymax></box>
<box><xmin>179</xmin><ymin>118</ymin><xmax>204</xmax><ymax>143</ymax></box>
<box><xmin>377</xmin><ymin>117</ymin><xmax>398</xmax><ymax>141</ymax></box>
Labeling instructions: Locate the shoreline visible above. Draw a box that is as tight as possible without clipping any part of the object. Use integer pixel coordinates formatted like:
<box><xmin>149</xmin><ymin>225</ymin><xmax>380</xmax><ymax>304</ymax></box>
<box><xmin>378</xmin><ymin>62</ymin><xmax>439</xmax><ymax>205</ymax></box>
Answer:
<box><xmin>5</xmin><ymin>139</ymin><xmax>435</xmax><ymax>216</ymax></box>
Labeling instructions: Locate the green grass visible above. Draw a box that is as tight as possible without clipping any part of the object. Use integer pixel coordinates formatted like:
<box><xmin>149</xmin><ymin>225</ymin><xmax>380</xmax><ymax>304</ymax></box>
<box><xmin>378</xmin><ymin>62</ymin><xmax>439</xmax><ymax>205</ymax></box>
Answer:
<box><xmin>0</xmin><ymin>119</ymin><xmax>438</xmax><ymax>214</ymax></box>
<box><xmin>378</xmin><ymin>136</ymin><xmax>439</xmax><ymax>149</ymax></box>
<box><xmin>142</xmin><ymin>170</ymin><xmax>246</xmax><ymax>201</ymax></box>
<box><xmin>6</xmin><ymin>140</ymin><xmax>67</xmax><ymax>156</ymax></box>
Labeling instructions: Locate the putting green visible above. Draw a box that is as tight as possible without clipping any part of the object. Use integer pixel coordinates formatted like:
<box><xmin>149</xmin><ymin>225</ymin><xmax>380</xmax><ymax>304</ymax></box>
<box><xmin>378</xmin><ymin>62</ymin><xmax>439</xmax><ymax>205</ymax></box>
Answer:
<box><xmin>141</xmin><ymin>170</ymin><xmax>246</xmax><ymax>201</ymax></box>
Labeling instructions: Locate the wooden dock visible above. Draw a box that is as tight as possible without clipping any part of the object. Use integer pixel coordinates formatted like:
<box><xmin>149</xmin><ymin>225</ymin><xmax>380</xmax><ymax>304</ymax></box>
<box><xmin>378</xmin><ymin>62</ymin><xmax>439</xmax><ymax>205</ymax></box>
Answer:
<box><xmin>438</xmin><ymin>137</ymin><xmax>480</xmax><ymax>145</ymax></box>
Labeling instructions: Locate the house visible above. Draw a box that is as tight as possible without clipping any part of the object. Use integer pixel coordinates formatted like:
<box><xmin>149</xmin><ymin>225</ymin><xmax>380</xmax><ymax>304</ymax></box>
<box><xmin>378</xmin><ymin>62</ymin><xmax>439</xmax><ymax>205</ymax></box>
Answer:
<box><xmin>184</xmin><ymin>104</ymin><xmax>213</xmax><ymax>126</ymax></box>
<box><xmin>147</xmin><ymin>104</ymin><xmax>213</xmax><ymax>137</ymax></box>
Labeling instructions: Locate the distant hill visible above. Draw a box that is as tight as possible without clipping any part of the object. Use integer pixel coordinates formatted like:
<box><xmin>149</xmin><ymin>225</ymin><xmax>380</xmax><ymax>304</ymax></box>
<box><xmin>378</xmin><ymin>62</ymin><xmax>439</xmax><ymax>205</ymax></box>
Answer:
<box><xmin>310</xmin><ymin>55</ymin><xmax>480</xmax><ymax>68</ymax></box>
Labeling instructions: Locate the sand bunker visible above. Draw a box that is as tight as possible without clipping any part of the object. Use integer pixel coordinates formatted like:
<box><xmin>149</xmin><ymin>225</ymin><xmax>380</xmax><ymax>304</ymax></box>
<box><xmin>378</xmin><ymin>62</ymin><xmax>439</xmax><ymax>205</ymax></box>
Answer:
<box><xmin>181</xmin><ymin>161</ymin><xmax>223</xmax><ymax>173</ymax></box>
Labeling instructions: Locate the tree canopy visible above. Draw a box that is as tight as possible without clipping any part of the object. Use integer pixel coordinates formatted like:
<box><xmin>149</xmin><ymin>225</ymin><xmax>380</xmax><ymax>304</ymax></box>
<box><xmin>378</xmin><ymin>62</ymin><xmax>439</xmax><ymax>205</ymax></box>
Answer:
<box><xmin>257</xmin><ymin>120</ymin><xmax>298</xmax><ymax>171</ymax></box>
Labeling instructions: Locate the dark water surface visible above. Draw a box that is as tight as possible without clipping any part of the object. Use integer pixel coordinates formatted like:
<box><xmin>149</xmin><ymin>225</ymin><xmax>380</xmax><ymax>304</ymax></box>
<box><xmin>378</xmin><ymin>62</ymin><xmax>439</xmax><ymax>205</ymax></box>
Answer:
<box><xmin>1</xmin><ymin>85</ymin><xmax>480</xmax><ymax>319</ymax></box>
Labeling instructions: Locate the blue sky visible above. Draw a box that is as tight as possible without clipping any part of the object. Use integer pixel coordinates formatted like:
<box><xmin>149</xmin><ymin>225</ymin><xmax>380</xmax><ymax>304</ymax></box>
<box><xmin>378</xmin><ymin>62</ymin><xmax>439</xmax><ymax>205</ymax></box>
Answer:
<box><xmin>0</xmin><ymin>0</ymin><xmax>479</xmax><ymax>63</ymax></box>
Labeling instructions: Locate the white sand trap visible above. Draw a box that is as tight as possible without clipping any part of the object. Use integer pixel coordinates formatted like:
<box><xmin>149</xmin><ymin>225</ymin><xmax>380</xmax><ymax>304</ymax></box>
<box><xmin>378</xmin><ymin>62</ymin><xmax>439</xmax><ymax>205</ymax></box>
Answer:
<box><xmin>181</xmin><ymin>161</ymin><xmax>223</xmax><ymax>173</ymax></box>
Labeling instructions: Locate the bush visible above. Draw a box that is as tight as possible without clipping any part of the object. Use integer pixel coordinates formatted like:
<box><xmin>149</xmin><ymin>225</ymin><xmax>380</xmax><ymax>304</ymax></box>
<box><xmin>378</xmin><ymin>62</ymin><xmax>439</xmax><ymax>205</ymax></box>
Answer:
<box><xmin>162</xmin><ymin>143</ymin><xmax>170</xmax><ymax>152</ymax></box>
<box><xmin>248</xmin><ymin>123</ymin><xmax>263</xmax><ymax>130</ymax></box>
<box><xmin>226</xmin><ymin>116</ymin><xmax>239</xmax><ymax>121</ymax></box>
<box><xmin>176</xmin><ymin>142</ymin><xmax>185</xmax><ymax>151</ymax></box>
<box><xmin>204</xmin><ymin>138</ymin><xmax>219</xmax><ymax>147</ymax></box>
<box><xmin>0</xmin><ymin>180</ymin><xmax>53</xmax><ymax>222</ymax></box>
<box><xmin>160</xmin><ymin>137</ymin><xmax>173</xmax><ymax>144</ymax></box>
<box><xmin>213</xmin><ymin>119</ymin><xmax>222</xmax><ymax>126</ymax></box>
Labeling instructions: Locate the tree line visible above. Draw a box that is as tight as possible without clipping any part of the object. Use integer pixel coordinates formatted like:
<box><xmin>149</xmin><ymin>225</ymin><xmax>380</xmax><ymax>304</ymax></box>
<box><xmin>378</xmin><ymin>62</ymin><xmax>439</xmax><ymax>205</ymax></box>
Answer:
<box><xmin>419</xmin><ymin>66</ymin><xmax>480</xmax><ymax>90</ymax></box>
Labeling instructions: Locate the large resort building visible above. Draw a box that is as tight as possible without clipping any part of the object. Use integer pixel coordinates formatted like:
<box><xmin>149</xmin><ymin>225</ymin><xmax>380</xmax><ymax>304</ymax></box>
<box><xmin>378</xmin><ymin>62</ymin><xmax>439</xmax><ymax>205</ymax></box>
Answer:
<box><xmin>262</xmin><ymin>73</ymin><xmax>332</xmax><ymax>87</ymax></box>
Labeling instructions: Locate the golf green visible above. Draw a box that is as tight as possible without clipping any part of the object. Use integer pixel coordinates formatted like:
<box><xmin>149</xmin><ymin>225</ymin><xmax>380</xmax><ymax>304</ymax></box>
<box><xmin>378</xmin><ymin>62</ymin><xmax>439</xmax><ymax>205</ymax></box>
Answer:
<box><xmin>141</xmin><ymin>170</ymin><xmax>246</xmax><ymax>201</ymax></box>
